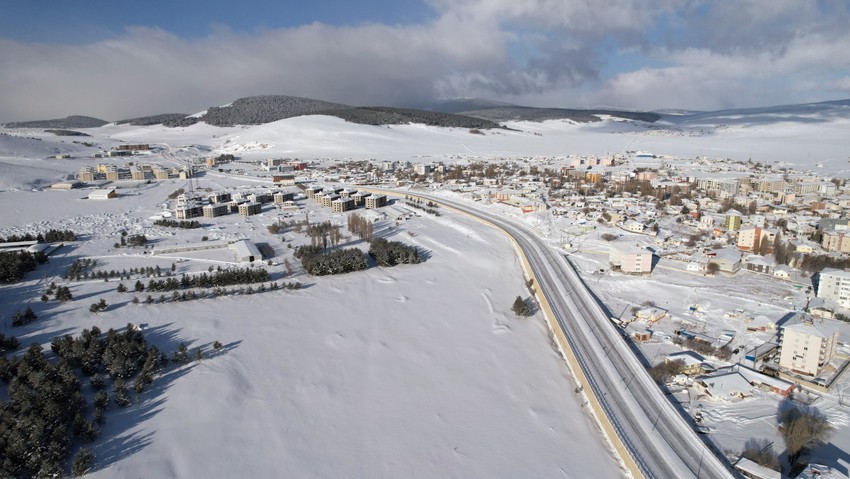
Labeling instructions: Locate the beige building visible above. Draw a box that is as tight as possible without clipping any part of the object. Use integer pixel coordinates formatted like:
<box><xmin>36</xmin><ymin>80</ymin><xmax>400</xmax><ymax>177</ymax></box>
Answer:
<box><xmin>822</xmin><ymin>230</ymin><xmax>850</xmax><ymax>253</ymax></box>
<box><xmin>609</xmin><ymin>243</ymin><xmax>653</xmax><ymax>274</ymax></box>
<box><xmin>202</xmin><ymin>204</ymin><xmax>228</xmax><ymax>218</ymax></box>
<box><xmin>238</xmin><ymin>202</ymin><xmax>262</xmax><ymax>216</ymax></box>
<box><xmin>779</xmin><ymin>313</ymin><xmax>840</xmax><ymax>377</ymax></box>
<box><xmin>724</xmin><ymin>210</ymin><xmax>743</xmax><ymax>231</ymax></box>
<box><xmin>736</xmin><ymin>226</ymin><xmax>776</xmax><ymax>251</ymax></box>
<box><xmin>332</xmin><ymin>198</ymin><xmax>355</xmax><ymax>213</ymax></box>
<box><xmin>320</xmin><ymin>194</ymin><xmax>339</xmax><ymax>208</ymax></box>
<box><xmin>273</xmin><ymin>191</ymin><xmax>295</xmax><ymax>204</ymax></box>
<box><xmin>175</xmin><ymin>206</ymin><xmax>203</xmax><ymax>219</ymax></box>
<box><xmin>365</xmin><ymin>194</ymin><xmax>387</xmax><ymax>209</ymax></box>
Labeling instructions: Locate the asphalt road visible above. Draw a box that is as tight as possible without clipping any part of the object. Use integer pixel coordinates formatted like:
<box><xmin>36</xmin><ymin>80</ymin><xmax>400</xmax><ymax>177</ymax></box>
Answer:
<box><xmin>395</xmin><ymin>191</ymin><xmax>737</xmax><ymax>479</ymax></box>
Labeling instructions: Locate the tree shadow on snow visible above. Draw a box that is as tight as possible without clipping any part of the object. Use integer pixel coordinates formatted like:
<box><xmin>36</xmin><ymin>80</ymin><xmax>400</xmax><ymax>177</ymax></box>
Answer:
<box><xmin>83</xmin><ymin>323</ymin><xmax>239</xmax><ymax>472</ymax></box>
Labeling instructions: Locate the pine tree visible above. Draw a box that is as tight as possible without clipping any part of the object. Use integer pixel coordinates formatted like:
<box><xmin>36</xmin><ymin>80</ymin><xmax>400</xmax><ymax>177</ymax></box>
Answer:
<box><xmin>72</xmin><ymin>448</ymin><xmax>95</xmax><ymax>477</ymax></box>
<box><xmin>511</xmin><ymin>296</ymin><xmax>532</xmax><ymax>317</ymax></box>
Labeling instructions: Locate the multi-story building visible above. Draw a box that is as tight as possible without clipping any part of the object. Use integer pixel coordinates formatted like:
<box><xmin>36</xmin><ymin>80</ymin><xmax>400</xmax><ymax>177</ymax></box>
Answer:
<box><xmin>778</xmin><ymin>313</ymin><xmax>840</xmax><ymax>377</ymax></box>
<box><xmin>202</xmin><ymin>204</ymin><xmax>228</xmax><ymax>218</ymax></box>
<box><xmin>238</xmin><ymin>202</ymin><xmax>262</xmax><ymax>216</ymax></box>
<box><xmin>413</xmin><ymin>163</ymin><xmax>432</xmax><ymax>176</ymax></box>
<box><xmin>320</xmin><ymin>194</ymin><xmax>339</xmax><ymax>209</ymax></box>
<box><xmin>821</xmin><ymin>230</ymin><xmax>850</xmax><ymax>253</ymax></box>
<box><xmin>736</xmin><ymin>227</ymin><xmax>776</xmax><ymax>251</ymax></box>
<box><xmin>817</xmin><ymin>268</ymin><xmax>850</xmax><ymax>308</ymax></box>
<box><xmin>609</xmin><ymin>243</ymin><xmax>653</xmax><ymax>274</ymax></box>
<box><xmin>273</xmin><ymin>191</ymin><xmax>295</xmax><ymax>204</ymax></box>
<box><xmin>724</xmin><ymin>210</ymin><xmax>743</xmax><ymax>231</ymax></box>
<box><xmin>697</xmin><ymin>177</ymin><xmax>740</xmax><ymax>198</ymax></box>
<box><xmin>175</xmin><ymin>206</ymin><xmax>203</xmax><ymax>219</ymax></box>
<box><xmin>365</xmin><ymin>194</ymin><xmax>387</xmax><ymax>209</ymax></box>
<box><xmin>331</xmin><ymin>198</ymin><xmax>355</xmax><ymax>213</ymax></box>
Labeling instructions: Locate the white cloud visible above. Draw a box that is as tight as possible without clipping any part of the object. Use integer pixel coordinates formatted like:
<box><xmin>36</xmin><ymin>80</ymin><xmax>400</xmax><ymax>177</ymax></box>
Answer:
<box><xmin>0</xmin><ymin>0</ymin><xmax>847</xmax><ymax>121</ymax></box>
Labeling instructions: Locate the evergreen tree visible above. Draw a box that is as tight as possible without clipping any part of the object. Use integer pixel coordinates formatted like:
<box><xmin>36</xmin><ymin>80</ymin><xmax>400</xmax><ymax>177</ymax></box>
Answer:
<box><xmin>72</xmin><ymin>448</ymin><xmax>95</xmax><ymax>477</ymax></box>
<box><xmin>511</xmin><ymin>296</ymin><xmax>532</xmax><ymax>317</ymax></box>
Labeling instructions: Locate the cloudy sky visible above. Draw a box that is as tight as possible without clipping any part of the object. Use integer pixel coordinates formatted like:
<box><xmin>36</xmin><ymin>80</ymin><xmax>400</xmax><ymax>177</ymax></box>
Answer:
<box><xmin>1</xmin><ymin>0</ymin><xmax>849</xmax><ymax>122</ymax></box>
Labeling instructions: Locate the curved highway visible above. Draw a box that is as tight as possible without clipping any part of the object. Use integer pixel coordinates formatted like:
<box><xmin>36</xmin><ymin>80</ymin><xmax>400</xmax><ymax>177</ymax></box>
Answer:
<box><xmin>378</xmin><ymin>189</ymin><xmax>736</xmax><ymax>479</ymax></box>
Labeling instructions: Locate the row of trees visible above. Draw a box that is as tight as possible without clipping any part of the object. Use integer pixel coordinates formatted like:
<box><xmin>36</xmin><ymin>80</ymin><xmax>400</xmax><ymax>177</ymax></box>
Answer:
<box><xmin>0</xmin><ymin>250</ymin><xmax>47</xmax><ymax>284</ymax></box>
<box><xmin>368</xmin><ymin>238</ymin><xmax>421</xmax><ymax>267</ymax></box>
<box><xmin>129</xmin><ymin>281</ymin><xmax>303</xmax><ymax>304</ymax></box>
<box><xmin>0</xmin><ymin>324</ymin><xmax>161</xmax><ymax>477</ymax></box>
<box><xmin>153</xmin><ymin>219</ymin><xmax>202</xmax><ymax>229</ymax></box>
<box><xmin>11</xmin><ymin>306</ymin><xmax>37</xmax><ymax>327</ymax></box>
<box><xmin>0</xmin><ymin>229</ymin><xmax>76</xmax><ymax>243</ymax></box>
<box><xmin>347</xmin><ymin>213</ymin><xmax>375</xmax><ymax>242</ymax></box>
<box><xmin>65</xmin><ymin>258</ymin><xmax>97</xmax><ymax>280</ymax></box>
<box><xmin>0</xmin><ymin>332</ymin><xmax>20</xmax><ymax>354</ymax></box>
<box><xmin>306</xmin><ymin>221</ymin><xmax>343</xmax><ymax>250</ymax></box>
<box><xmin>295</xmin><ymin>245</ymin><xmax>368</xmax><ymax>276</ymax></box>
<box><xmin>138</xmin><ymin>267</ymin><xmax>270</xmax><ymax>292</ymax></box>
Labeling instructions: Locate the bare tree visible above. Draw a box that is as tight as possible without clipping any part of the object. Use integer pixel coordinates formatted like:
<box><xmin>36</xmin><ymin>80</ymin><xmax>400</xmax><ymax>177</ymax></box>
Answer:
<box><xmin>741</xmin><ymin>438</ymin><xmax>780</xmax><ymax>471</ymax></box>
<box><xmin>779</xmin><ymin>406</ymin><xmax>833</xmax><ymax>465</ymax></box>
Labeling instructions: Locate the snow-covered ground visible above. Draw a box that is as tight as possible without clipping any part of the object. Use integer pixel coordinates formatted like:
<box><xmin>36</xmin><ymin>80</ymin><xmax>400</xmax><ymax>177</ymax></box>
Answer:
<box><xmin>1</xmin><ymin>109</ymin><xmax>849</xmax><ymax>475</ymax></box>
<box><xmin>0</xmin><ymin>175</ymin><xmax>623</xmax><ymax>477</ymax></box>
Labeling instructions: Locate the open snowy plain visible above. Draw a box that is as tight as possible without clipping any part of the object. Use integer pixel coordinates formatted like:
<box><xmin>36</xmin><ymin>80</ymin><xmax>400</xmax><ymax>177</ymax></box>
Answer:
<box><xmin>1</xmin><ymin>107</ymin><xmax>848</xmax><ymax>477</ymax></box>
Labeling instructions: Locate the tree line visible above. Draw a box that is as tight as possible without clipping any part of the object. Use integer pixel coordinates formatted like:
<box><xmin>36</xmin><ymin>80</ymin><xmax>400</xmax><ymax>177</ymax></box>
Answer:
<box><xmin>153</xmin><ymin>219</ymin><xmax>203</xmax><ymax>229</ymax></box>
<box><xmin>0</xmin><ymin>229</ymin><xmax>76</xmax><ymax>243</ymax></box>
<box><xmin>294</xmin><ymin>245</ymin><xmax>368</xmax><ymax>276</ymax></box>
<box><xmin>0</xmin><ymin>324</ymin><xmax>221</xmax><ymax>477</ymax></box>
<box><xmin>368</xmin><ymin>238</ymin><xmax>421</xmax><ymax>267</ymax></box>
<box><xmin>0</xmin><ymin>250</ymin><xmax>47</xmax><ymax>284</ymax></box>
<box><xmin>139</xmin><ymin>267</ymin><xmax>269</xmax><ymax>292</ymax></box>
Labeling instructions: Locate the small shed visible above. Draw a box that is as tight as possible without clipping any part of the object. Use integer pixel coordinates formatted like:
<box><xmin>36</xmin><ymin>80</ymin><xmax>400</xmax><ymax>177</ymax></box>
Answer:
<box><xmin>88</xmin><ymin>188</ymin><xmax>117</xmax><ymax>200</ymax></box>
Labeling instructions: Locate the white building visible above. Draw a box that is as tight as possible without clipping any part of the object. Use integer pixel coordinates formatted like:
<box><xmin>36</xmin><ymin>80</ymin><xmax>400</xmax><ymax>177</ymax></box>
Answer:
<box><xmin>609</xmin><ymin>243</ymin><xmax>653</xmax><ymax>274</ymax></box>
<box><xmin>88</xmin><ymin>188</ymin><xmax>117</xmax><ymax>200</ymax></box>
<box><xmin>778</xmin><ymin>313</ymin><xmax>840</xmax><ymax>377</ymax></box>
<box><xmin>817</xmin><ymin>268</ymin><xmax>850</xmax><ymax>308</ymax></box>
<box><xmin>229</xmin><ymin>240</ymin><xmax>261</xmax><ymax>263</ymax></box>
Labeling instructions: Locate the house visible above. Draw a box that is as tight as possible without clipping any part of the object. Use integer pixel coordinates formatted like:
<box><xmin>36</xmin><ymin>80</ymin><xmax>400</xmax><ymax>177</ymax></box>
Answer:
<box><xmin>733</xmin><ymin>457</ymin><xmax>780</xmax><ymax>479</ymax></box>
<box><xmin>88</xmin><ymin>188</ymin><xmax>117</xmax><ymax>200</ymax></box>
<box><xmin>622</xmin><ymin>220</ymin><xmax>645</xmax><ymax>233</ymax></box>
<box><xmin>778</xmin><ymin>313</ymin><xmax>841</xmax><ymax>377</ymax></box>
<box><xmin>666</xmin><ymin>351</ymin><xmax>705</xmax><ymax>376</ymax></box>
<box><xmin>773</xmin><ymin>265</ymin><xmax>791</xmax><ymax>280</ymax></box>
<box><xmin>632</xmin><ymin>330</ymin><xmax>652</xmax><ymax>342</ymax></box>
<box><xmin>744</xmin><ymin>255</ymin><xmax>775</xmax><ymax>275</ymax></box>
<box><xmin>706</xmin><ymin>247</ymin><xmax>742</xmax><ymax>273</ymax></box>
<box><xmin>609</xmin><ymin>242</ymin><xmax>654</xmax><ymax>274</ymax></box>
<box><xmin>693</xmin><ymin>371</ymin><xmax>754</xmax><ymax>401</ymax></box>
<box><xmin>634</xmin><ymin>307</ymin><xmax>667</xmax><ymax>322</ymax></box>
<box><xmin>738</xmin><ymin>367</ymin><xmax>795</xmax><ymax>397</ymax></box>
<box><xmin>743</xmin><ymin>342</ymin><xmax>779</xmax><ymax>367</ymax></box>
